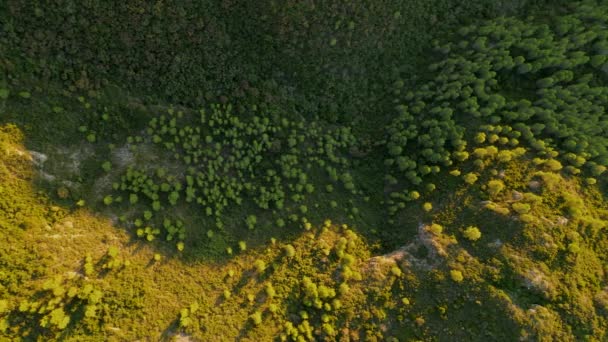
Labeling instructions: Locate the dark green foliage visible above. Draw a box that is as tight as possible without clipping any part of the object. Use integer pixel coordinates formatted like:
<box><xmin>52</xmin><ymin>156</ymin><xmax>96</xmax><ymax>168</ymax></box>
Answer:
<box><xmin>0</xmin><ymin>0</ymin><xmax>537</xmax><ymax>128</ymax></box>
<box><xmin>384</xmin><ymin>1</ymin><xmax>608</xmax><ymax>214</ymax></box>
<box><xmin>96</xmin><ymin>104</ymin><xmax>358</xmax><ymax>249</ymax></box>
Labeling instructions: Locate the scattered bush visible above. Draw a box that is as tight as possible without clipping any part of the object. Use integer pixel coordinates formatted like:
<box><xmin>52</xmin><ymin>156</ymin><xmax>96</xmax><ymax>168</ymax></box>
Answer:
<box><xmin>512</xmin><ymin>203</ymin><xmax>531</xmax><ymax>215</ymax></box>
<box><xmin>463</xmin><ymin>226</ymin><xmax>482</xmax><ymax>241</ymax></box>
<box><xmin>487</xmin><ymin>180</ymin><xmax>505</xmax><ymax>197</ymax></box>
<box><xmin>450</xmin><ymin>270</ymin><xmax>464</xmax><ymax>282</ymax></box>
<box><xmin>429</xmin><ymin>224</ymin><xmax>443</xmax><ymax>235</ymax></box>
<box><xmin>250</xmin><ymin>311</ymin><xmax>263</xmax><ymax>326</ymax></box>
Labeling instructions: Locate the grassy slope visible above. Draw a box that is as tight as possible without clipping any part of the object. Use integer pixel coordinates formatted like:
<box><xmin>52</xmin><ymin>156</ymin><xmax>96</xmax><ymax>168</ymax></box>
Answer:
<box><xmin>1</xmin><ymin>113</ymin><xmax>607</xmax><ymax>340</ymax></box>
<box><xmin>0</xmin><ymin>125</ymin><xmax>375</xmax><ymax>340</ymax></box>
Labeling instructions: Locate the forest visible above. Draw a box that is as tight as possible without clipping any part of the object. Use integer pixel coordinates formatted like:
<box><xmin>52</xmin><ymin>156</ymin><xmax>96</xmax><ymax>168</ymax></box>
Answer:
<box><xmin>1</xmin><ymin>0</ymin><xmax>608</xmax><ymax>341</ymax></box>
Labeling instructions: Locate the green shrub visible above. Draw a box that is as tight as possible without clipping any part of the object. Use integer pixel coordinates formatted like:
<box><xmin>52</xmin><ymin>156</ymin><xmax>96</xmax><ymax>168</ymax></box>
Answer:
<box><xmin>284</xmin><ymin>244</ymin><xmax>296</xmax><ymax>258</ymax></box>
<box><xmin>103</xmin><ymin>195</ymin><xmax>113</xmax><ymax>205</ymax></box>
<box><xmin>450</xmin><ymin>270</ymin><xmax>464</xmax><ymax>282</ymax></box>
<box><xmin>246</xmin><ymin>215</ymin><xmax>257</xmax><ymax>230</ymax></box>
<box><xmin>254</xmin><ymin>259</ymin><xmax>266</xmax><ymax>273</ymax></box>
<box><xmin>250</xmin><ymin>311</ymin><xmax>262</xmax><ymax>326</ymax></box>
<box><xmin>265</xmin><ymin>283</ymin><xmax>276</xmax><ymax>299</ymax></box>
<box><xmin>487</xmin><ymin>180</ymin><xmax>505</xmax><ymax>197</ymax></box>
<box><xmin>544</xmin><ymin>159</ymin><xmax>563</xmax><ymax>171</ymax></box>
<box><xmin>429</xmin><ymin>223</ymin><xmax>443</xmax><ymax>235</ymax></box>
<box><xmin>463</xmin><ymin>226</ymin><xmax>482</xmax><ymax>241</ymax></box>
<box><xmin>390</xmin><ymin>266</ymin><xmax>403</xmax><ymax>277</ymax></box>
<box><xmin>463</xmin><ymin>173</ymin><xmax>478</xmax><ymax>184</ymax></box>
<box><xmin>512</xmin><ymin>202</ymin><xmax>531</xmax><ymax>214</ymax></box>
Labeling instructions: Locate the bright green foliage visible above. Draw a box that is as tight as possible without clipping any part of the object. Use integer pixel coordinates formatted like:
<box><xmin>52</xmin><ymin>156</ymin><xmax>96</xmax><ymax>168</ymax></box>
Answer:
<box><xmin>429</xmin><ymin>223</ymin><xmax>443</xmax><ymax>235</ymax></box>
<box><xmin>107</xmin><ymin>246</ymin><xmax>119</xmax><ymax>258</ymax></box>
<box><xmin>250</xmin><ymin>311</ymin><xmax>262</xmax><ymax>326</ymax></box>
<box><xmin>103</xmin><ymin>195</ymin><xmax>113</xmax><ymax>206</ymax></box>
<box><xmin>284</xmin><ymin>244</ymin><xmax>296</xmax><ymax>258</ymax></box>
<box><xmin>544</xmin><ymin>159</ymin><xmax>563</xmax><ymax>171</ymax></box>
<box><xmin>265</xmin><ymin>283</ymin><xmax>276</xmax><ymax>299</ymax></box>
<box><xmin>450</xmin><ymin>270</ymin><xmax>464</xmax><ymax>282</ymax></box>
<box><xmin>463</xmin><ymin>173</ymin><xmax>478</xmax><ymax>184</ymax></box>
<box><xmin>463</xmin><ymin>226</ymin><xmax>482</xmax><ymax>241</ymax></box>
<box><xmin>11</xmin><ymin>260</ymin><xmax>108</xmax><ymax>335</ymax></box>
<box><xmin>487</xmin><ymin>180</ymin><xmax>505</xmax><ymax>197</ymax></box>
<box><xmin>179</xmin><ymin>308</ymin><xmax>192</xmax><ymax>328</ymax></box>
<box><xmin>512</xmin><ymin>202</ymin><xmax>531</xmax><ymax>214</ymax></box>
<box><xmin>253</xmin><ymin>259</ymin><xmax>266</xmax><ymax>273</ymax></box>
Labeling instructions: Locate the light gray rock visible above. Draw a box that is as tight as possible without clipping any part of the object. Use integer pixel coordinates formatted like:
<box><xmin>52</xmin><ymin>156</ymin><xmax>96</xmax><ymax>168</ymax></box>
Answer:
<box><xmin>512</xmin><ymin>190</ymin><xmax>524</xmax><ymax>201</ymax></box>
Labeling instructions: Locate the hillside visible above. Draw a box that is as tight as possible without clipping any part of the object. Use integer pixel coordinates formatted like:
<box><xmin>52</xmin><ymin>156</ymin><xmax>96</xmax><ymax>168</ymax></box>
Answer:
<box><xmin>1</xmin><ymin>0</ymin><xmax>607</xmax><ymax>341</ymax></box>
